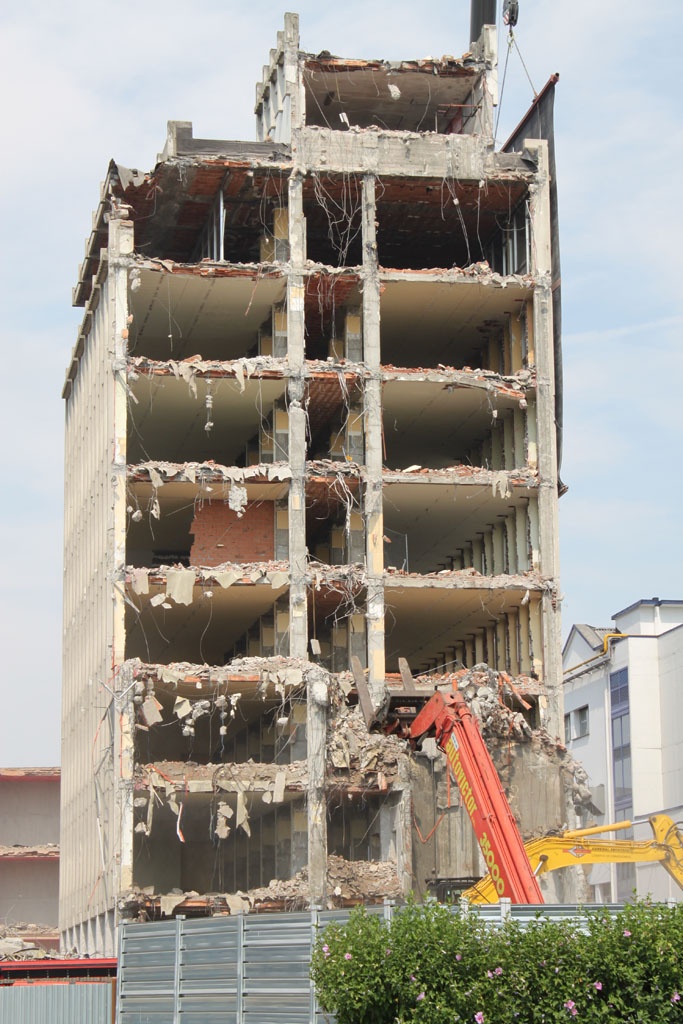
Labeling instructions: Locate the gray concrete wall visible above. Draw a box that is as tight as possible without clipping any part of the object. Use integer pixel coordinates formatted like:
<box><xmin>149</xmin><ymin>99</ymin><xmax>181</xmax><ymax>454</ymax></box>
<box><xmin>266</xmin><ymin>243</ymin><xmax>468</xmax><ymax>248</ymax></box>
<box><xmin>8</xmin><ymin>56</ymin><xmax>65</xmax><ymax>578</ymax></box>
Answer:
<box><xmin>0</xmin><ymin>860</ymin><xmax>59</xmax><ymax>927</ymax></box>
<box><xmin>0</xmin><ymin>780</ymin><xmax>59</xmax><ymax>846</ymax></box>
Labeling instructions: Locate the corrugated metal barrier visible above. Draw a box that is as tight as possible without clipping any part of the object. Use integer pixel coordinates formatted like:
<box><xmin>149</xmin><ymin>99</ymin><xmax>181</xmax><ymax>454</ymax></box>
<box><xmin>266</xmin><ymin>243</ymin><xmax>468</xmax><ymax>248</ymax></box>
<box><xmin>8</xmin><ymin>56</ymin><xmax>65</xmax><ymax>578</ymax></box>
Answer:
<box><xmin>117</xmin><ymin>903</ymin><xmax>625</xmax><ymax>1024</ymax></box>
<box><xmin>0</xmin><ymin>980</ymin><xmax>114</xmax><ymax>1024</ymax></box>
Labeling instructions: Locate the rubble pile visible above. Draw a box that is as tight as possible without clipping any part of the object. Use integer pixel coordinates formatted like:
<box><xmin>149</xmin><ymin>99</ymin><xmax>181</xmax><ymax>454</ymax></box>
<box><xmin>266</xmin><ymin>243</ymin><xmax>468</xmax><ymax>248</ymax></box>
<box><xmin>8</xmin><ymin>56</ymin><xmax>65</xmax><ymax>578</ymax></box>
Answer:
<box><xmin>327</xmin><ymin>705</ymin><xmax>405</xmax><ymax>783</ymax></box>
<box><xmin>229</xmin><ymin>852</ymin><xmax>401</xmax><ymax>909</ymax></box>
<box><xmin>450</xmin><ymin>664</ymin><xmax>536</xmax><ymax>741</ymax></box>
<box><xmin>120</xmin><ymin>855</ymin><xmax>400</xmax><ymax>919</ymax></box>
<box><xmin>324</xmin><ymin>854</ymin><xmax>400</xmax><ymax>902</ymax></box>
<box><xmin>0</xmin><ymin>923</ymin><xmax>58</xmax><ymax>961</ymax></box>
<box><xmin>416</xmin><ymin>666</ymin><xmax>595</xmax><ymax>818</ymax></box>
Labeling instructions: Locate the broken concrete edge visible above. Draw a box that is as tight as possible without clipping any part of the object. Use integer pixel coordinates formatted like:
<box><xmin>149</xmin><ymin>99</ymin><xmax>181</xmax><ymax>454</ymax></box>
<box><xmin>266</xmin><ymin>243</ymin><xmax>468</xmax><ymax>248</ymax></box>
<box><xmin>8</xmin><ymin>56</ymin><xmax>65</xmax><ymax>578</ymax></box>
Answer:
<box><xmin>0</xmin><ymin>767</ymin><xmax>60</xmax><ymax>780</ymax></box>
<box><xmin>127</xmin><ymin>351</ymin><xmax>535</xmax><ymax>399</ymax></box>
<box><xmin>126</xmin><ymin>460</ymin><xmax>539</xmax><ymax>488</ymax></box>
<box><xmin>123</xmin><ymin>561</ymin><xmax>550</xmax><ymax>589</ymax></box>
<box><xmin>0</xmin><ymin>845</ymin><xmax>59</xmax><ymax>859</ymax></box>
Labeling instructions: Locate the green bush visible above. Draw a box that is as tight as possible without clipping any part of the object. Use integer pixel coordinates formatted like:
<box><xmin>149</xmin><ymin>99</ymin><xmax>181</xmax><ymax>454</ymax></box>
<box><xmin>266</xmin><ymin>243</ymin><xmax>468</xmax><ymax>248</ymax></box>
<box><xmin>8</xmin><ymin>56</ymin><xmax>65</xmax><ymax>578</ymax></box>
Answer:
<box><xmin>310</xmin><ymin>899</ymin><xmax>683</xmax><ymax>1023</ymax></box>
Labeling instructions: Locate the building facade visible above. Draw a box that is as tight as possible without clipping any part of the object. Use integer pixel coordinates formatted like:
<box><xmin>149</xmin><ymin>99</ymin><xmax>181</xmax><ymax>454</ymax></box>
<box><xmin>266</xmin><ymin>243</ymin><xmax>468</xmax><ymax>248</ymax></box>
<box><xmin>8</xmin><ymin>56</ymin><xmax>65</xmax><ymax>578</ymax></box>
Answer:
<box><xmin>0</xmin><ymin>768</ymin><xmax>60</xmax><ymax>948</ymax></box>
<box><xmin>62</xmin><ymin>13</ymin><xmax>565</xmax><ymax>953</ymax></box>
<box><xmin>563</xmin><ymin>599</ymin><xmax>683</xmax><ymax>902</ymax></box>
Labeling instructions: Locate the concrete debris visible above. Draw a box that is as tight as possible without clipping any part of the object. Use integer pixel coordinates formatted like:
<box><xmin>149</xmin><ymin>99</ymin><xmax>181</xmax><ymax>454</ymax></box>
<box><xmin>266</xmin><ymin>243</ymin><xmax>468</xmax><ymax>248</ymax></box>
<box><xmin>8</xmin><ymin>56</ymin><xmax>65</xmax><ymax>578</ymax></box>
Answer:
<box><xmin>0</xmin><ymin>938</ymin><xmax>49</xmax><ymax>961</ymax></box>
<box><xmin>165</xmin><ymin>567</ymin><xmax>196</xmax><ymax>605</ymax></box>
<box><xmin>306</xmin><ymin>458</ymin><xmax>362</xmax><ymax>477</ymax></box>
<box><xmin>130</xmin><ymin>567</ymin><xmax>150</xmax><ymax>595</ymax></box>
<box><xmin>0</xmin><ymin>844</ymin><xmax>59</xmax><ymax>859</ymax></box>
<box><xmin>126</xmin><ymin>560</ymin><xmax>291</xmax><ymax>589</ymax></box>
<box><xmin>119</xmin><ymin>855</ymin><xmax>400</xmax><ymax>920</ymax></box>
<box><xmin>128</xmin><ymin>459</ymin><xmax>293</xmax><ymax>486</ymax></box>
<box><xmin>215</xmin><ymin>802</ymin><xmax>233</xmax><ymax>839</ymax></box>
<box><xmin>236</xmin><ymin>791</ymin><xmax>251</xmax><ymax>836</ymax></box>
<box><xmin>228</xmin><ymin>483</ymin><xmax>248</xmax><ymax>517</ymax></box>
<box><xmin>382</xmin><ymin>465</ymin><xmax>538</xmax><ymax>486</ymax></box>
<box><xmin>383</xmin><ymin>364</ymin><xmax>535</xmax><ymax>398</ymax></box>
<box><xmin>129</xmin><ymin>353</ymin><xmax>287</xmax><ymax>387</ymax></box>
<box><xmin>327</xmin><ymin>705</ymin><xmax>405</xmax><ymax>785</ymax></box>
<box><xmin>409</xmin><ymin>665</ymin><xmax>595</xmax><ymax>819</ymax></box>
<box><xmin>136</xmin><ymin>759</ymin><xmax>309</xmax><ymax>795</ymax></box>
<box><xmin>139</xmin><ymin>695</ymin><xmax>163</xmax><ymax>727</ymax></box>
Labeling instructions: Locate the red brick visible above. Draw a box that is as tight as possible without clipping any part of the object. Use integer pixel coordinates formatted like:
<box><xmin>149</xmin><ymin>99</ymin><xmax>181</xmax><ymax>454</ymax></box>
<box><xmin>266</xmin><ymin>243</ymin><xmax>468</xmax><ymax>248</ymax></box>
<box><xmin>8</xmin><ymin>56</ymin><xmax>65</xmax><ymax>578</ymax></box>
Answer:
<box><xmin>190</xmin><ymin>502</ymin><xmax>275</xmax><ymax>567</ymax></box>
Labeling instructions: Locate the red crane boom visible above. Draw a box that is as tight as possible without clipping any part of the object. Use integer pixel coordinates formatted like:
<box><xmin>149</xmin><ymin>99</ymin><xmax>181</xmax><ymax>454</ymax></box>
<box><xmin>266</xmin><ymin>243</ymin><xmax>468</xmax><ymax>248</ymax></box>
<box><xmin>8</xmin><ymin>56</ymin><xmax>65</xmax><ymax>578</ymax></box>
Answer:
<box><xmin>409</xmin><ymin>689</ymin><xmax>543</xmax><ymax>903</ymax></box>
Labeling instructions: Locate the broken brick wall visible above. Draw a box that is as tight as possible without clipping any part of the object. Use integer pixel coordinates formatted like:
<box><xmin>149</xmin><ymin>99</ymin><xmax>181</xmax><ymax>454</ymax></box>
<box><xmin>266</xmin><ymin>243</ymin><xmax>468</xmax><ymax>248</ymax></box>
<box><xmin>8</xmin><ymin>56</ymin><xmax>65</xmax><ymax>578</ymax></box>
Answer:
<box><xmin>190</xmin><ymin>502</ymin><xmax>275</xmax><ymax>566</ymax></box>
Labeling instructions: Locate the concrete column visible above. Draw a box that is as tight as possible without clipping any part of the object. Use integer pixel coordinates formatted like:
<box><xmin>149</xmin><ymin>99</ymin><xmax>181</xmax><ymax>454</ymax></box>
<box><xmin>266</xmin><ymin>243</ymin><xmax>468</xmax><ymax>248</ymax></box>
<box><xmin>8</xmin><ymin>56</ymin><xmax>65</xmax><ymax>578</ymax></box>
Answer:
<box><xmin>528</xmin><ymin>499</ymin><xmax>540</xmax><ymax>572</ymax></box>
<box><xmin>492</xmin><ymin>521</ymin><xmax>506</xmax><ymax>575</ymax></box>
<box><xmin>504</xmin><ymin>513</ymin><xmax>516</xmax><ymax>574</ymax></box>
<box><xmin>109</xmin><ymin>218</ymin><xmax>134</xmax><ymax>911</ymax></box>
<box><xmin>496</xmin><ymin>618</ymin><xmax>507</xmax><ymax>672</ymax></box>
<box><xmin>306</xmin><ymin>666</ymin><xmax>328</xmax><ymax>906</ymax></box>
<box><xmin>283</xmin><ymin>13</ymin><xmax>303</xmax><ymax>131</ymax></box>
<box><xmin>361</xmin><ymin>174</ymin><xmax>385</xmax><ymax>700</ymax></box>
<box><xmin>508</xmin><ymin>610</ymin><xmax>520</xmax><ymax>675</ymax></box>
<box><xmin>513</xmin><ymin>406</ymin><xmax>526</xmax><ymax>467</ymax></box>
<box><xmin>509</xmin><ymin>314</ymin><xmax>523</xmax><ymax>372</ymax></box>
<box><xmin>486</xmin><ymin>625</ymin><xmax>496</xmax><ymax>665</ymax></box>
<box><xmin>396</xmin><ymin>782</ymin><xmax>414</xmax><ymax>896</ymax></box>
<box><xmin>526</xmin><ymin>139</ymin><xmax>562</xmax><ymax>732</ymax></box>
<box><xmin>483</xmin><ymin>531</ymin><xmax>494</xmax><ymax>576</ymax></box>
<box><xmin>515</xmin><ymin>503</ymin><xmax>529</xmax><ymax>571</ymax></box>
<box><xmin>475</xmin><ymin>632</ymin><xmax>485</xmax><ymax>665</ymax></box>
<box><xmin>287</xmin><ymin>173</ymin><xmax>308</xmax><ymax>659</ymax></box>
<box><xmin>472</xmin><ymin>537</ymin><xmax>484</xmax><ymax>573</ymax></box>
<box><xmin>503</xmin><ymin>415</ymin><xmax>514</xmax><ymax>470</ymax></box>
<box><xmin>491</xmin><ymin>425</ymin><xmax>504</xmax><ymax>469</ymax></box>
<box><xmin>518</xmin><ymin>603</ymin><xmax>531</xmax><ymax>674</ymax></box>
<box><xmin>526</xmin><ymin>398</ymin><xmax>538</xmax><ymax>470</ymax></box>
<box><xmin>529</xmin><ymin>599</ymin><xmax>544</xmax><ymax>678</ymax></box>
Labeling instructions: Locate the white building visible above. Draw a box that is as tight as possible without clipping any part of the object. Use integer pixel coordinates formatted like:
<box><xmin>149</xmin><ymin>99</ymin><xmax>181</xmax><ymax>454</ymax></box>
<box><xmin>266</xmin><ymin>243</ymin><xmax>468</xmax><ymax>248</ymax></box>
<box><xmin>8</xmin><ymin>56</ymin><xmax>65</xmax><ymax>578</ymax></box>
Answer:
<box><xmin>563</xmin><ymin>599</ymin><xmax>683</xmax><ymax>902</ymax></box>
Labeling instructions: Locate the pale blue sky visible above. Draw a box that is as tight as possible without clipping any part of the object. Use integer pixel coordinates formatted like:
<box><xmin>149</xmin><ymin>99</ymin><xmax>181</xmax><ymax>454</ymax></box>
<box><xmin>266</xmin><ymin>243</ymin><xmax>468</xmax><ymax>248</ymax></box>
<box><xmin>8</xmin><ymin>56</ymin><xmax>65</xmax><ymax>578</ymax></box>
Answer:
<box><xmin>0</xmin><ymin>1</ymin><xmax>680</xmax><ymax>765</ymax></box>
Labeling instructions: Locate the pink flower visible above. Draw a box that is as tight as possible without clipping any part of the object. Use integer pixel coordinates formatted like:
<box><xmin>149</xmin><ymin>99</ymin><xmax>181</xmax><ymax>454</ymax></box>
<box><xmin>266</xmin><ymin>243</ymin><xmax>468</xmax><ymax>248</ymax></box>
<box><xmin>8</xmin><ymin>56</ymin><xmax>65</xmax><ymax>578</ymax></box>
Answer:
<box><xmin>410</xmin><ymin>974</ymin><xmax>416</xmax><ymax>982</ymax></box>
<box><xmin>623</xmin><ymin>930</ymin><xmax>631</xmax><ymax>937</ymax></box>
<box><xmin>385</xmin><ymin>948</ymin><xmax>391</xmax><ymax>956</ymax></box>
<box><xmin>322</xmin><ymin>944</ymin><xmax>330</xmax><ymax>959</ymax></box>
<box><xmin>672</xmin><ymin>991</ymin><xmax>681</xmax><ymax>1003</ymax></box>
<box><xmin>456</xmin><ymin>953</ymin><xmax>463</xmax><ymax>961</ymax></box>
<box><xmin>416</xmin><ymin>992</ymin><xmax>425</xmax><ymax>1001</ymax></box>
<box><xmin>564</xmin><ymin>1000</ymin><xmax>578</xmax><ymax>1017</ymax></box>
<box><xmin>494</xmin><ymin>966</ymin><xmax>503</xmax><ymax>976</ymax></box>
<box><xmin>475</xmin><ymin>1013</ymin><xmax>485</xmax><ymax>1024</ymax></box>
<box><xmin>344</xmin><ymin>952</ymin><xmax>352</xmax><ymax>961</ymax></box>
<box><xmin>593</xmin><ymin>981</ymin><xmax>602</xmax><ymax>991</ymax></box>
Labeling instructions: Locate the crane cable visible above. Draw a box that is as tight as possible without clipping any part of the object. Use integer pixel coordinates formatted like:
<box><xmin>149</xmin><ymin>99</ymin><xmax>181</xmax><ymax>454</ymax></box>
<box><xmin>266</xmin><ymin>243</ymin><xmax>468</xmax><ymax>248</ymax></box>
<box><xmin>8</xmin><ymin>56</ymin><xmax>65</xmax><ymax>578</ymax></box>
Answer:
<box><xmin>494</xmin><ymin>1</ymin><xmax>538</xmax><ymax>147</ymax></box>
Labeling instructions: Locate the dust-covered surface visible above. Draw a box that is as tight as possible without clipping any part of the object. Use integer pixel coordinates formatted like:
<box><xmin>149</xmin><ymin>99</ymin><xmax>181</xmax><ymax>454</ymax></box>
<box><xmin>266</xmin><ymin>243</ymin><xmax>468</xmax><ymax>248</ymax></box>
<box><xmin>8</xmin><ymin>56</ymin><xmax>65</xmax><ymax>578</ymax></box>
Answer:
<box><xmin>120</xmin><ymin>853</ymin><xmax>400</xmax><ymax>919</ymax></box>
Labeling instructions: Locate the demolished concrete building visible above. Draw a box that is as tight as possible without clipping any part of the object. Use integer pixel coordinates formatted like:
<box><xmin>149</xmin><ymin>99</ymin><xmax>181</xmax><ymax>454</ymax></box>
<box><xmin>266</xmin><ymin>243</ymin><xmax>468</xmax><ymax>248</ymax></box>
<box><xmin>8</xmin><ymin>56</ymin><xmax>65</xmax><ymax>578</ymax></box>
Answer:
<box><xmin>62</xmin><ymin>11</ymin><xmax>567</xmax><ymax>954</ymax></box>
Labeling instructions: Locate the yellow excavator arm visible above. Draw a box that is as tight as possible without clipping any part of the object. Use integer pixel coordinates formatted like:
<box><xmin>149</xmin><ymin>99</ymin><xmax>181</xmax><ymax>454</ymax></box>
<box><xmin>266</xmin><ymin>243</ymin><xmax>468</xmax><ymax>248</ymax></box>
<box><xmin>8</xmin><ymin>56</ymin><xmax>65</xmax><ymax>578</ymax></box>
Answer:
<box><xmin>464</xmin><ymin>814</ymin><xmax>683</xmax><ymax>903</ymax></box>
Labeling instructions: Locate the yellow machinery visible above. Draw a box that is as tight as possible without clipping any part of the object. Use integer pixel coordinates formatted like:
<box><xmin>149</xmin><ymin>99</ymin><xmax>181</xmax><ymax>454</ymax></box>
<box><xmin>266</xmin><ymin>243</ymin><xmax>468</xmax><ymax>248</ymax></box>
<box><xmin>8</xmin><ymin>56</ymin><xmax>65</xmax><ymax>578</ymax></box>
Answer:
<box><xmin>464</xmin><ymin>814</ymin><xmax>683</xmax><ymax>903</ymax></box>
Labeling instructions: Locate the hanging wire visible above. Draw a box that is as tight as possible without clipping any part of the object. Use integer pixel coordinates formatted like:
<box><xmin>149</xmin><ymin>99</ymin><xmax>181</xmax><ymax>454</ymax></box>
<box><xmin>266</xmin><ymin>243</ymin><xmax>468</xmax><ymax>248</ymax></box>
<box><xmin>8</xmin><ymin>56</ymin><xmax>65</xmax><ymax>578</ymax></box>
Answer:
<box><xmin>494</xmin><ymin>15</ymin><xmax>539</xmax><ymax>149</ymax></box>
<box><xmin>493</xmin><ymin>31</ymin><xmax>513</xmax><ymax>147</ymax></box>
<box><xmin>511</xmin><ymin>32</ymin><xmax>538</xmax><ymax>98</ymax></box>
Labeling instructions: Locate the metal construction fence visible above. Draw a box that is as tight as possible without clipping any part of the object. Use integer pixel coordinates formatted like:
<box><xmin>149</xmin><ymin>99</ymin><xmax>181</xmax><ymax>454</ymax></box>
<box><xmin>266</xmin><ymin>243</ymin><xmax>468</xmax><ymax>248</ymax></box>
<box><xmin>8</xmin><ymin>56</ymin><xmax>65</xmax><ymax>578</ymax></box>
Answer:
<box><xmin>0</xmin><ymin>980</ymin><xmax>115</xmax><ymax>1024</ymax></box>
<box><xmin>117</xmin><ymin>902</ymin><xmax>626</xmax><ymax>1024</ymax></box>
